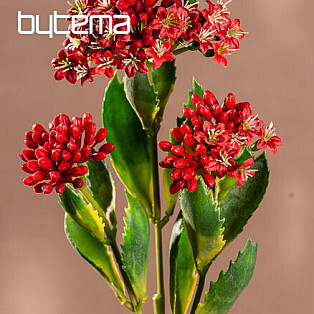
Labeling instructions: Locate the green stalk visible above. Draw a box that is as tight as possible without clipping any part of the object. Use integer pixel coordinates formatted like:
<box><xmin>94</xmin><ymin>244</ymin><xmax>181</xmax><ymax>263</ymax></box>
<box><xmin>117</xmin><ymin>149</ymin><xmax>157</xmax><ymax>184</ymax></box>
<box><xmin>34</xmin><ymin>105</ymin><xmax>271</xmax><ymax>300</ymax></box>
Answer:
<box><xmin>151</xmin><ymin>122</ymin><xmax>165</xmax><ymax>314</ymax></box>
<box><xmin>79</xmin><ymin>186</ymin><xmax>139</xmax><ymax>313</ymax></box>
<box><xmin>190</xmin><ymin>272</ymin><xmax>206</xmax><ymax>314</ymax></box>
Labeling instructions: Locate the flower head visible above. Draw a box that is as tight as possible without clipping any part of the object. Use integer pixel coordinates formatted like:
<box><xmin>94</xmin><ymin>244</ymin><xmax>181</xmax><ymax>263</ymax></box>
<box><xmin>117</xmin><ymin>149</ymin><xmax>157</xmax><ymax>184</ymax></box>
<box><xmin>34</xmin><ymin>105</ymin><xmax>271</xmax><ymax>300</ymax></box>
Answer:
<box><xmin>159</xmin><ymin>89</ymin><xmax>282</xmax><ymax>194</ymax></box>
<box><xmin>19</xmin><ymin>113</ymin><xmax>115</xmax><ymax>194</ymax></box>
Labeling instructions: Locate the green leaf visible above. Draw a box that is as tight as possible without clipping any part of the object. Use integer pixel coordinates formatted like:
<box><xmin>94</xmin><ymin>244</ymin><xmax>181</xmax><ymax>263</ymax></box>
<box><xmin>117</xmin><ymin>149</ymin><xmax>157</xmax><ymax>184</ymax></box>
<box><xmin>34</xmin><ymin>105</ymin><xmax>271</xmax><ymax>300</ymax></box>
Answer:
<box><xmin>169</xmin><ymin>215</ymin><xmax>197</xmax><ymax>314</ymax></box>
<box><xmin>86</xmin><ymin>159</ymin><xmax>115</xmax><ymax>222</ymax></box>
<box><xmin>217</xmin><ymin>147</ymin><xmax>253</xmax><ymax>204</ymax></box>
<box><xmin>196</xmin><ymin>238</ymin><xmax>257</xmax><ymax>314</ymax></box>
<box><xmin>220</xmin><ymin>153</ymin><xmax>269</xmax><ymax>244</ymax></box>
<box><xmin>152</xmin><ymin>60</ymin><xmax>176</xmax><ymax>122</ymax></box>
<box><xmin>59</xmin><ymin>187</ymin><xmax>105</xmax><ymax>243</ymax></box>
<box><xmin>121</xmin><ymin>191</ymin><xmax>150</xmax><ymax>300</ymax></box>
<box><xmin>180</xmin><ymin>178</ymin><xmax>225</xmax><ymax>273</ymax></box>
<box><xmin>192</xmin><ymin>77</ymin><xmax>204</xmax><ymax>98</ymax></box>
<box><xmin>103</xmin><ymin>73</ymin><xmax>153</xmax><ymax>211</ymax></box>
<box><xmin>64</xmin><ymin>214</ymin><xmax>126</xmax><ymax>303</ymax></box>
<box><xmin>124</xmin><ymin>71</ymin><xmax>159</xmax><ymax>130</ymax></box>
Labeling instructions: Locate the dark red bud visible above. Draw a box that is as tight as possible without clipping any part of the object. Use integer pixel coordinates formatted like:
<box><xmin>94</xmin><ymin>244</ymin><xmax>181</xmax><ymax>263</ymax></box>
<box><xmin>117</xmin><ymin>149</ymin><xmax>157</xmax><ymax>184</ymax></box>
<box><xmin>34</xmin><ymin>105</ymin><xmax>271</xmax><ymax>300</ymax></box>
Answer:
<box><xmin>203</xmin><ymin>172</ymin><xmax>215</xmax><ymax>187</ymax></box>
<box><xmin>184</xmin><ymin>133</ymin><xmax>196</xmax><ymax>147</ymax></box>
<box><xmin>136</xmin><ymin>0</ymin><xmax>143</xmax><ymax>12</ymax></box>
<box><xmin>32</xmin><ymin>123</ymin><xmax>46</xmax><ymax>134</ymax></box>
<box><xmin>227</xmin><ymin>109</ymin><xmax>237</xmax><ymax>118</ymax></box>
<box><xmin>171</xmin><ymin>168</ymin><xmax>182</xmax><ymax>179</ymax></box>
<box><xmin>84</xmin><ymin>133</ymin><xmax>95</xmax><ymax>146</ymax></box>
<box><xmin>211</xmin><ymin>103</ymin><xmax>222</xmax><ymax>119</ymax></box>
<box><xmin>33</xmin><ymin>171</ymin><xmax>47</xmax><ymax>181</ymax></box>
<box><xmin>92</xmin><ymin>152</ymin><xmax>107</xmax><ymax>161</ymax></box>
<box><xmin>95</xmin><ymin>128</ymin><xmax>108</xmax><ymax>143</ymax></box>
<box><xmin>71</xmin><ymin>125</ymin><xmax>81</xmax><ymax>139</ymax></box>
<box><xmin>139</xmin><ymin>12</ymin><xmax>148</xmax><ymax>22</ymax></box>
<box><xmin>82</xmin><ymin>113</ymin><xmax>93</xmax><ymax>128</ymax></box>
<box><xmin>169</xmin><ymin>179</ymin><xmax>185</xmax><ymax>194</ymax></box>
<box><xmin>73</xmin><ymin>178</ymin><xmax>84</xmax><ymax>189</ymax></box>
<box><xmin>22</xmin><ymin>149</ymin><xmax>36</xmax><ymax>161</ymax></box>
<box><xmin>81</xmin><ymin>145</ymin><xmax>92</xmax><ymax>157</ymax></box>
<box><xmin>171</xmin><ymin>145</ymin><xmax>186</xmax><ymax>156</ymax></box>
<box><xmin>224</xmin><ymin>93</ymin><xmax>235</xmax><ymax>110</ymax></box>
<box><xmin>80</xmin><ymin>165</ymin><xmax>88</xmax><ymax>175</ymax></box>
<box><xmin>28</xmin><ymin>160</ymin><xmax>40</xmax><ymax>171</ymax></box>
<box><xmin>55</xmin><ymin>133</ymin><xmax>68</xmax><ymax>144</ymax></box>
<box><xmin>200</xmin><ymin>107</ymin><xmax>212</xmax><ymax>120</ymax></box>
<box><xmin>187</xmin><ymin>177</ymin><xmax>197</xmax><ymax>192</ymax></box>
<box><xmin>35</xmin><ymin>148</ymin><xmax>49</xmax><ymax>159</ymax></box>
<box><xmin>50</xmin><ymin>171</ymin><xmax>60</xmax><ymax>182</ymax></box>
<box><xmin>34</xmin><ymin>183</ymin><xmax>45</xmax><ymax>193</ymax></box>
<box><xmin>184</xmin><ymin>107</ymin><xmax>197</xmax><ymax>120</ymax></box>
<box><xmin>23</xmin><ymin>176</ymin><xmax>36</xmax><ymax>186</ymax></box>
<box><xmin>72</xmin><ymin>151</ymin><xmax>82</xmax><ymax>163</ymax></box>
<box><xmin>62</xmin><ymin>150</ymin><xmax>72</xmax><ymax>161</ymax></box>
<box><xmin>191</xmin><ymin>94</ymin><xmax>205</xmax><ymax>107</ymax></box>
<box><xmin>171</xmin><ymin>127</ymin><xmax>183</xmax><ymax>142</ymax></box>
<box><xmin>86</xmin><ymin>122</ymin><xmax>96</xmax><ymax>135</ymax></box>
<box><xmin>204</xmin><ymin>90</ymin><xmax>218</xmax><ymax>106</ymax></box>
<box><xmin>182</xmin><ymin>167</ymin><xmax>194</xmax><ymax>180</ymax></box>
<box><xmin>164</xmin><ymin>155</ymin><xmax>177</xmax><ymax>166</ymax></box>
<box><xmin>32</xmin><ymin>132</ymin><xmax>44</xmax><ymax>145</ymax></box>
<box><xmin>158</xmin><ymin>141</ymin><xmax>173</xmax><ymax>152</ymax></box>
<box><xmin>236</xmin><ymin>102</ymin><xmax>250</xmax><ymax>112</ymax></box>
<box><xmin>59</xmin><ymin>114</ymin><xmax>70</xmax><ymax>126</ymax></box>
<box><xmin>42</xmin><ymin>132</ymin><xmax>49</xmax><ymax>142</ymax></box>
<box><xmin>21</xmin><ymin>163</ymin><xmax>35</xmax><ymax>174</ymax></box>
<box><xmin>195</xmin><ymin>144</ymin><xmax>207</xmax><ymax>155</ymax></box>
<box><xmin>180</xmin><ymin>124</ymin><xmax>192</xmax><ymax>135</ymax></box>
<box><xmin>99</xmin><ymin>143</ymin><xmax>115</xmax><ymax>154</ymax></box>
<box><xmin>67</xmin><ymin>140</ymin><xmax>77</xmax><ymax>152</ymax></box>
<box><xmin>24</xmin><ymin>139</ymin><xmax>38</xmax><ymax>149</ymax></box>
<box><xmin>200</xmin><ymin>155</ymin><xmax>209</xmax><ymax>165</ymax></box>
<box><xmin>226</xmin><ymin>122</ymin><xmax>235</xmax><ymax>130</ymax></box>
<box><xmin>38</xmin><ymin>157</ymin><xmax>53</xmax><ymax>170</ymax></box>
<box><xmin>232</xmin><ymin>116</ymin><xmax>242</xmax><ymax>125</ymax></box>
<box><xmin>58</xmin><ymin>161</ymin><xmax>72</xmax><ymax>172</ymax></box>
<box><xmin>42</xmin><ymin>184</ymin><xmax>53</xmax><ymax>194</ymax></box>
<box><xmin>70</xmin><ymin>167</ymin><xmax>82</xmax><ymax>177</ymax></box>
<box><xmin>56</xmin><ymin>183</ymin><xmax>65</xmax><ymax>194</ymax></box>
<box><xmin>51</xmin><ymin>149</ymin><xmax>61</xmax><ymax>162</ymax></box>
<box><xmin>217</xmin><ymin>111</ymin><xmax>228</xmax><ymax>123</ymax></box>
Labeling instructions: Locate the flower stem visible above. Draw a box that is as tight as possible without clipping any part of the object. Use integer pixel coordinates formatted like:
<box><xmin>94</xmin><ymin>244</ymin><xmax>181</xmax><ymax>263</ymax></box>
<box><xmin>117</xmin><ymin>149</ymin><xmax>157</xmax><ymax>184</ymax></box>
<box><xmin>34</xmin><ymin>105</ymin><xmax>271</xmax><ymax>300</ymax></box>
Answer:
<box><xmin>190</xmin><ymin>272</ymin><xmax>206</xmax><ymax>314</ymax></box>
<box><xmin>173</xmin><ymin>46</ymin><xmax>190</xmax><ymax>56</ymax></box>
<box><xmin>79</xmin><ymin>186</ymin><xmax>139</xmax><ymax>313</ymax></box>
<box><xmin>151</xmin><ymin>123</ymin><xmax>165</xmax><ymax>314</ymax></box>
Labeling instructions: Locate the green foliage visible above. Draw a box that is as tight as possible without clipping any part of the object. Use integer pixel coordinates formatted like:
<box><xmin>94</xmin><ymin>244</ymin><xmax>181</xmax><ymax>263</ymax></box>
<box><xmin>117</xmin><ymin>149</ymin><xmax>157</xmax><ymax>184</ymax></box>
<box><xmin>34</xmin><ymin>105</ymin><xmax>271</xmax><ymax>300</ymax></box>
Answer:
<box><xmin>180</xmin><ymin>178</ymin><xmax>225</xmax><ymax>273</ymax></box>
<box><xmin>59</xmin><ymin>187</ymin><xmax>105</xmax><ymax>243</ymax></box>
<box><xmin>163</xmin><ymin>168</ymin><xmax>178</xmax><ymax>216</ymax></box>
<box><xmin>64</xmin><ymin>214</ymin><xmax>126</xmax><ymax>303</ymax></box>
<box><xmin>124</xmin><ymin>71</ymin><xmax>159</xmax><ymax>130</ymax></box>
<box><xmin>151</xmin><ymin>60</ymin><xmax>176</xmax><ymax>123</ymax></box>
<box><xmin>196</xmin><ymin>238</ymin><xmax>257</xmax><ymax>314</ymax></box>
<box><xmin>86</xmin><ymin>160</ymin><xmax>115</xmax><ymax>222</ymax></box>
<box><xmin>103</xmin><ymin>73</ymin><xmax>153</xmax><ymax>211</ymax></box>
<box><xmin>220</xmin><ymin>153</ymin><xmax>269</xmax><ymax>244</ymax></box>
<box><xmin>121</xmin><ymin>191</ymin><xmax>150</xmax><ymax>300</ymax></box>
<box><xmin>169</xmin><ymin>215</ymin><xmax>197</xmax><ymax>314</ymax></box>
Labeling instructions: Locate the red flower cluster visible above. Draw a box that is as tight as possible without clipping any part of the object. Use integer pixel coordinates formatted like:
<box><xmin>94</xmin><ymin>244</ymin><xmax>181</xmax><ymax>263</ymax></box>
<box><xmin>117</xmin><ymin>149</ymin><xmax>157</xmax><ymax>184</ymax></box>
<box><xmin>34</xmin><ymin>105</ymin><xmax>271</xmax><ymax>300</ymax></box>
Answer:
<box><xmin>52</xmin><ymin>0</ymin><xmax>246</xmax><ymax>84</ymax></box>
<box><xmin>19</xmin><ymin>113</ymin><xmax>114</xmax><ymax>194</ymax></box>
<box><xmin>159</xmin><ymin>91</ymin><xmax>282</xmax><ymax>194</ymax></box>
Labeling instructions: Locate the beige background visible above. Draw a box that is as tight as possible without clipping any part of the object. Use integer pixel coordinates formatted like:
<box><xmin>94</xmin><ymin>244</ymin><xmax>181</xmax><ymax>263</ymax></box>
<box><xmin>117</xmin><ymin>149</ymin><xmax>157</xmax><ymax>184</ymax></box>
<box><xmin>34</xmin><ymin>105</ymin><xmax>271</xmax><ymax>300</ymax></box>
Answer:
<box><xmin>1</xmin><ymin>0</ymin><xmax>313</xmax><ymax>313</ymax></box>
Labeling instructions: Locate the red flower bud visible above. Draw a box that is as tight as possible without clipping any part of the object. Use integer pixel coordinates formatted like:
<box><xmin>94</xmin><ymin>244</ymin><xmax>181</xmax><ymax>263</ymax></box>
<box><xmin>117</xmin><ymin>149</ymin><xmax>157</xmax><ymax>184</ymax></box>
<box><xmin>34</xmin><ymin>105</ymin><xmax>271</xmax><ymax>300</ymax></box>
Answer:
<box><xmin>42</xmin><ymin>184</ymin><xmax>53</xmax><ymax>194</ymax></box>
<box><xmin>171</xmin><ymin>168</ymin><xmax>182</xmax><ymax>179</ymax></box>
<box><xmin>171</xmin><ymin>145</ymin><xmax>185</xmax><ymax>156</ymax></box>
<box><xmin>203</xmin><ymin>172</ymin><xmax>215</xmax><ymax>187</ymax></box>
<box><xmin>92</xmin><ymin>152</ymin><xmax>107</xmax><ymax>160</ymax></box>
<box><xmin>21</xmin><ymin>149</ymin><xmax>36</xmax><ymax>161</ymax></box>
<box><xmin>182</xmin><ymin>167</ymin><xmax>194</xmax><ymax>180</ymax></box>
<box><xmin>184</xmin><ymin>107</ymin><xmax>197</xmax><ymax>120</ymax></box>
<box><xmin>58</xmin><ymin>161</ymin><xmax>72</xmax><ymax>172</ymax></box>
<box><xmin>35</xmin><ymin>148</ymin><xmax>49</xmax><ymax>159</ymax></box>
<box><xmin>95</xmin><ymin>128</ymin><xmax>108</xmax><ymax>143</ymax></box>
<box><xmin>224</xmin><ymin>93</ymin><xmax>235</xmax><ymax>110</ymax></box>
<box><xmin>158</xmin><ymin>141</ymin><xmax>173</xmax><ymax>152</ymax></box>
<box><xmin>204</xmin><ymin>90</ymin><xmax>218</xmax><ymax>106</ymax></box>
<box><xmin>99</xmin><ymin>143</ymin><xmax>115</xmax><ymax>154</ymax></box>
<box><xmin>33</xmin><ymin>171</ymin><xmax>47</xmax><ymax>182</ymax></box>
<box><xmin>50</xmin><ymin>171</ymin><xmax>61</xmax><ymax>182</ymax></box>
<box><xmin>171</xmin><ymin>127</ymin><xmax>183</xmax><ymax>142</ymax></box>
<box><xmin>38</xmin><ymin>157</ymin><xmax>53</xmax><ymax>170</ymax></box>
<box><xmin>32</xmin><ymin>124</ymin><xmax>46</xmax><ymax>134</ymax></box>
<box><xmin>23</xmin><ymin>176</ymin><xmax>36</xmax><ymax>186</ymax></box>
<box><xmin>73</xmin><ymin>178</ymin><xmax>84</xmax><ymax>189</ymax></box>
<box><xmin>62</xmin><ymin>150</ymin><xmax>72</xmax><ymax>161</ymax></box>
<box><xmin>180</xmin><ymin>124</ymin><xmax>192</xmax><ymax>135</ymax></box>
<box><xmin>187</xmin><ymin>177</ymin><xmax>197</xmax><ymax>192</ymax></box>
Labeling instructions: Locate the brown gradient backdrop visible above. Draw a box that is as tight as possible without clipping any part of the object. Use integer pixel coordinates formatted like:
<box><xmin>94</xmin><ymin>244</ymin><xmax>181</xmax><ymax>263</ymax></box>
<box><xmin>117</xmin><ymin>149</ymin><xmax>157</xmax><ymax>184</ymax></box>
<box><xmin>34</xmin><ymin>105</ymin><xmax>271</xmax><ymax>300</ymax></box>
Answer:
<box><xmin>1</xmin><ymin>0</ymin><xmax>313</xmax><ymax>313</ymax></box>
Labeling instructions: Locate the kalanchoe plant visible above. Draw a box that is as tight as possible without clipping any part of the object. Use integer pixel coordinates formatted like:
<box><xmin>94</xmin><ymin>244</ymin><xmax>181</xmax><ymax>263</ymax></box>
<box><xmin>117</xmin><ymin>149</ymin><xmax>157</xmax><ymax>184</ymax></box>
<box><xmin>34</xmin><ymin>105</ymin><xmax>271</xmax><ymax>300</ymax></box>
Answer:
<box><xmin>19</xmin><ymin>1</ymin><xmax>282</xmax><ymax>313</ymax></box>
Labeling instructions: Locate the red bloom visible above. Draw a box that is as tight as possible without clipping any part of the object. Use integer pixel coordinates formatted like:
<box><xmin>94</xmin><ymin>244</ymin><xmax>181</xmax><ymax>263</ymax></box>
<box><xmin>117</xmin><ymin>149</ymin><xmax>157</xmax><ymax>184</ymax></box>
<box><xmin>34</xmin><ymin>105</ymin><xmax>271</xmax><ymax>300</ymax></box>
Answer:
<box><xmin>91</xmin><ymin>51</ymin><xmax>117</xmax><ymax>77</ymax></box>
<box><xmin>202</xmin><ymin>0</ymin><xmax>231</xmax><ymax>25</ymax></box>
<box><xmin>256</xmin><ymin>121</ymin><xmax>282</xmax><ymax>155</ymax></box>
<box><xmin>150</xmin><ymin>6</ymin><xmax>184</xmax><ymax>41</ymax></box>
<box><xmin>222</xmin><ymin>18</ymin><xmax>246</xmax><ymax>49</ymax></box>
<box><xmin>19</xmin><ymin>113</ymin><xmax>115</xmax><ymax>194</ymax></box>
<box><xmin>192</xmin><ymin>21</ymin><xmax>215</xmax><ymax>53</ymax></box>
<box><xmin>145</xmin><ymin>40</ymin><xmax>175</xmax><ymax>69</ymax></box>
<box><xmin>212</xmin><ymin>41</ymin><xmax>238</xmax><ymax>67</ymax></box>
<box><xmin>227</xmin><ymin>158</ymin><xmax>257</xmax><ymax>186</ymax></box>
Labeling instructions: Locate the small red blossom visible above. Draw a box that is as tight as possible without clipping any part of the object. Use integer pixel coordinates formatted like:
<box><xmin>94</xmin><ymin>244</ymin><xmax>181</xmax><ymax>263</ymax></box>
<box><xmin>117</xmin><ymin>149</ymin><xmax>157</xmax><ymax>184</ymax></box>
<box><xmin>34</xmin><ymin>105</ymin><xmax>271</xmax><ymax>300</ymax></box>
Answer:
<box><xmin>91</xmin><ymin>51</ymin><xmax>117</xmax><ymax>78</ymax></box>
<box><xmin>227</xmin><ymin>158</ymin><xmax>257</xmax><ymax>186</ymax></box>
<box><xmin>145</xmin><ymin>40</ymin><xmax>175</xmax><ymax>69</ymax></box>
<box><xmin>256</xmin><ymin>121</ymin><xmax>283</xmax><ymax>155</ymax></box>
<box><xmin>212</xmin><ymin>41</ymin><xmax>238</xmax><ymax>67</ymax></box>
<box><xmin>19</xmin><ymin>113</ymin><xmax>115</xmax><ymax>194</ymax></box>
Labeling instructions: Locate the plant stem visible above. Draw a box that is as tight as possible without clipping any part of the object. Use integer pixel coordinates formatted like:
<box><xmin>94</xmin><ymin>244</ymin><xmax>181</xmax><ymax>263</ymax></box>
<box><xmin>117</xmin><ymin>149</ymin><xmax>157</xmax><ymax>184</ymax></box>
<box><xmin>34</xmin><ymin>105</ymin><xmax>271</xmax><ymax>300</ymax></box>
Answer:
<box><xmin>173</xmin><ymin>46</ymin><xmax>190</xmax><ymax>56</ymax></box>
<box><xmin>190</xmin><ymin>273</ymin><xmax>206</xmax><ymax>314</ymax></box>
<box><xmin>151</xmin><ymin>124</ymin><xmax>165</xmax><ymax>314</ymax></box>
<box><xmin>79</xmin><ymin>186</ymin><xmax>139</xmax><ymax>313</ymax></box>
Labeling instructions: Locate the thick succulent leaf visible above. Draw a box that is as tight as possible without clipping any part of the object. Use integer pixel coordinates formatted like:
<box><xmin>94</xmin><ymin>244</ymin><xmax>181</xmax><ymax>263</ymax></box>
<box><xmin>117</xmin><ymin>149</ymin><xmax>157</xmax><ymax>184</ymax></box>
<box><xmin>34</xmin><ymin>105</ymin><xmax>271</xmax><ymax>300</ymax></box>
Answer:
<box><xmin>59</xmin><ymin>187</ymin><xmax>105</xmax><ymax>243</ymax></box>
<box><xmin>220</xmin><ymin>153</ymin><xmax>269</xmax><ymax>244</ymax></box>
<box><xmin>64</xmin><ymin>214</ymin><xmax>126</xmax><ymax>303</ymax></box>
<box><xmin>152</xmin><ymin>60</ymin><xmax>176</xmax><ymax>122</ymax></box>
<box><xmin>124</xmin><ymin>71</ymin><xmax>159</xmax><ymax>130</ymax></box>
<box><xmin>103</xmin><ymin>74</ymin><xmax>153</xmax><ymax>211</ymax></box>
<box><xmin>192</xmin><ymin>77</ymin><xmax>204</xmax><ymax>98</ymax></box>
<box><xmin>121</xmin><ymin>191</ymin><xmax>150</xmax><ymax>300</ymax></box>
<box><xmin>169</xmin><ymin>215</ymin><xmax>197</xmax><ymax>314</ymax></box>
<box><xmin>86</xmin><ymin>159</ymin><xmax>115</xmax><ymax>222</ymax></box>
<box><xmin>217</xmin><ymin>148</ymin><xmax>253</xmax><ymax>204</ymax></box>
<box><xmin>180</xmin><ymin>178</ymin><xmax>225</xmax><ymax>273</ymax></box>
<box><xmin>196</xmin><ymin>238</ymin><xmax>257</xmax><ymax>314</ymax></box>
